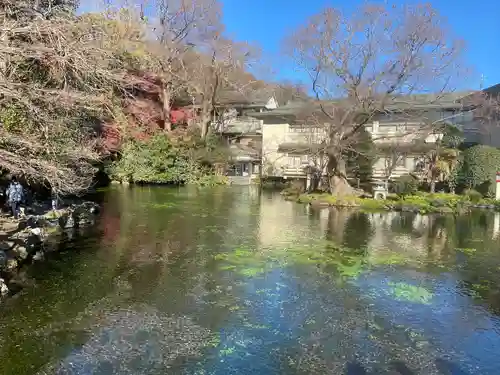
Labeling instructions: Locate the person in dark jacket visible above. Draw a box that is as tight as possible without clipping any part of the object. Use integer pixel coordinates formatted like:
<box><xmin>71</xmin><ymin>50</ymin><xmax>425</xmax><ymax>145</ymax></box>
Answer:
<box><xmin>6</xmin><ymin>177</ymin><xmax>24</xmax><ymax>219</ymax></box>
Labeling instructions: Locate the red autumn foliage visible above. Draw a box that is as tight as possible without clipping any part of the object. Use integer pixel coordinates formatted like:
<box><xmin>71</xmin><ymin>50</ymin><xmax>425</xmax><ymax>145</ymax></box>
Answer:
<box><xmin>99</xmin><ymin>70</ymin><xmax>195</xmax><ymax>153</ymax></box>
<box><xmin>171</xmin><ymin>108</ymin><xmax>196</xmax><ymax>124</ymax></box>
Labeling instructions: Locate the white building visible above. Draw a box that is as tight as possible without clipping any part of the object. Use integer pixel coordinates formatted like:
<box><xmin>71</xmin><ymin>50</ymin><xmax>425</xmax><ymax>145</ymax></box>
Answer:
<box><xmin>249</xmin><ymin>93</ymin><xmax>473</xmax><ymax>184</ymax></box>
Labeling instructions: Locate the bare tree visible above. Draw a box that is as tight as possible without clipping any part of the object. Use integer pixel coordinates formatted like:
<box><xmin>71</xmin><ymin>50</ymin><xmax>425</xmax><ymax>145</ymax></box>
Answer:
<box><xmin>0</xmin><ymin>0</ymin><xmax>78</xmax><ymax>20</ymax></box>
<box><xmin>285</xmin><ymin>2</ymin><xmax>464</xmax><ymax>196</ymax></box>
<box><xmin>101</xmin><ymin>0</ymin><xmax>269</xmax><ymax>140</ymax></box>
<box><xmin>0</xmin><ymin>2</ymin><xmax>159</xmax><ymax>194</ymax></box>
<box><xmin>379</xmin><ymin>144</ymin><xmax>412</xmax><ymax>186</ymax></box>
<box><xmin>184</xmin><ymin>36</ymin><xmax>265</xmax><ymax>139</ymax></box>
<box><xmin>152</xmin><ymin>0</ymin><xmax>222</xmax><ymax>132</ymax></box>
<box><xmin>272</xmin><ymin>81</ymin><xmax>310</xmax><ymax>106</ymax></box>
<box><xmin>462</xmin><ymin>88</ymin><xmax>500</xmax><ymax>144</ymax></box>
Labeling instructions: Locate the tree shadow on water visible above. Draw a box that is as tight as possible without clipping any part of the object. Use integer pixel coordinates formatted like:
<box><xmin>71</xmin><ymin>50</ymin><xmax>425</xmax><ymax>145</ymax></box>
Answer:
<box><xmin>344</xmin><ymin>360</ymin><xmax>417</xmax><ymax>375</ymax></box>
<box><xmin>345</xmin><ymin>361</ymin><xmax>368</xmax><ymax>375</ymax></box>
<box><xmin>434</xmin><ymin>358</ymin><xmax>471</xmax><ymax>375</ymax></box>
<box><xmin>389</xmin><ymin>361</ymin><xmax>415</xmax><ymax>375</ymax></box>
<box><xmin>344</xmin><ymin>358</ymin><xmax>471</xmax><ymax>375</ymax></box>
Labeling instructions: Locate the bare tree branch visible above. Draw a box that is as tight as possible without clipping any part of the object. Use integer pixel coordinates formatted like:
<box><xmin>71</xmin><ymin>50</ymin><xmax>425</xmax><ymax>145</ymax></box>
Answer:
<box><xmin>283</xmin><ymin>2</ymin><xmax>465</xmax><ymax>196</ymax></box>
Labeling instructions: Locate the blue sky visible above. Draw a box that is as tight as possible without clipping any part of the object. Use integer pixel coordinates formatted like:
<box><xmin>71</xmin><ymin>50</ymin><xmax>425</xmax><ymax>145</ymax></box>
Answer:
<box><xmin>219</xmin><ymin>0</ymin><xmax>499</xmax><ymax>90</ymax></box>
<box><xmin>79</xmin><ymin>0</ymin><xmax>499</xmax><ymax>90</ymax></box>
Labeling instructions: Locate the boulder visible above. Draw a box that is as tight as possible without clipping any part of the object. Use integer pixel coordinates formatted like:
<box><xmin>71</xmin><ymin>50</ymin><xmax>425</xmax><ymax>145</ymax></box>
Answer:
<box><xmin>0</xmin><ymin>278</ymin><xmax>8</xmax><ymax>296</ymax></box>
<box><xmin>0</xmin><ymin>250</ymin><xmax>7</xmax><ymax>269</ymax></box>
<box><xmin>6</xmin><ymin>258</ymin><xmax>18</xmax><ymax>272</ymax></box>
<box><xmin>0</xmin><ymin>200</ymin><xmax>100</xmax><ymax>298</ymax></box>
<box><xmin>56</xmin><ymin>202</ymin><xmax>99</xmax><ymax>229</ymax></box>
<box><xmin>33</xmin><ymin>251</ymin><xmax>44</xmax><ymax>262</ymax></box>
<box><xmin>310</xmin><ymin>200</ymin><xmax>330</xmax><ymax>208</ymax></box>
<box><xmin>436</xmin><ymin>206</ymin><xmax>454</xmax><ymax>214</ymax></box>
<box><xmin>12</xmin><ymin>245</ymin><xmax>29</xmax><ymax>260</ymax></box>
<box><xmin>25</xmin><ymin>233</ymin><xmax>42</xmax><ymax>252</ymax></box>
<box><xmin>30</xmin><ymin>227</ymin><xmax>42</xmax><ymax>236</ymax></box>
<box><xmin>0</xmin><ymin>241</ymin><xmax>13</xmax><ymax>252</ymax></box>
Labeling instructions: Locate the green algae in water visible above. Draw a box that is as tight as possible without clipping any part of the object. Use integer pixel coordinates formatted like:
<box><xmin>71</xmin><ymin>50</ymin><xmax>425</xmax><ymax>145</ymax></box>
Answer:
<box><xmin>472</xmin><ymin>283</ymin><xmax>490</xmax><ymax>292</ymax></box>
<box><xmin>214</xmin><ymin>240</ymin><xmax>424</xmax><ymax>283</ymax></box>
<box><xmin>239</xmin><ymin>267</ymin><xmax>266</xmax><ymax>277</ymax></box>
<box><xmin>214</xmin><ymin>243</ymin><xmax>370</xmax><ymax>280</ymax></box>
<box><xmin>255</xmin><ymin>289</ymin><xmax>271</xmax><ymax>295</ymax></box>
<box><xmin>148</xmin><ymin>202</ymin><xmax>178</xmax><ymax>209</ymax></box>
<box><xmin>219</xmin><ymin>265</ymin><xmax>237</xmax><ymax>271</ymax></box>
<box><xmin>219</xmin><ymin>347</ymin><xmax>236</xmax><ymax>356</ymax></box>
<box><xmin>388</xmin><ymin>282</ymin><xmax>434</xmax><ymax>304</ymax></box>
<box><xmin>243</xmin><ymin>322</ymin><xmax>269</xmax><ymax>329</ymax></box>
<box><xmin>214</xmin><ymin>248</ymin><xmax>271</xmax><ymax>278</ymax></box>
<box><xmin>456</xmin><ymin>248</ymin><xmax>477</xmax><ymax>255</ymax></box>
<box><xmin>369</xmin><ymin>253</ymin><xmax>408</xmax><ymax>266</ymax></box>
<box><xmin>336</xmin><ymin>259</ymin><xmax>365</xmax><ymax>279</ymax></box>
<box><xmin>207</xmin><ymin>334</ymin><xmax>221</xmax><ymax>348</ymax></box>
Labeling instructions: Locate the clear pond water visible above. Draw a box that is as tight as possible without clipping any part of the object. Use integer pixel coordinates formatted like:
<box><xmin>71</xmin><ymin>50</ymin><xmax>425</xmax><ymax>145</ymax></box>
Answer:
<box><xmin>1</xmin><ymin>186</ymin><xmax>500</xmax><ymax>375</ymax></box>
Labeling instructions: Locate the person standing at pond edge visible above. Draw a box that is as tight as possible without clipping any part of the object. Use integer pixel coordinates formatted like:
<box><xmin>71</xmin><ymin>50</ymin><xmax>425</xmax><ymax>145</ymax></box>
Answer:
<box><xmin>6</xmin><ymin>176</ymin><xmax>24</xmax><ymax>219</ymax></box>
<box><xmin>51</xmin><ymin>187</ymin><xmax>59</xmax><ymax>211</ymax></box>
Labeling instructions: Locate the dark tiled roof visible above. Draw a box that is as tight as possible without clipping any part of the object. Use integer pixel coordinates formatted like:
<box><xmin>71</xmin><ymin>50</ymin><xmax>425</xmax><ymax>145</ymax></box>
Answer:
<box><xmin>220</xmin><ymin>117</ymin><xmax>262</xmax><ymax>134</ymax></box>
<box><xmin>376</xmin><ymin>142</ymin><xmax>436</xmax><ymax>154</ymax></box>
<box><xmin>277</xmin><ymin>141</ymin><xmax>436</xmax><ymax>155</ymax></box>
<box><xmin>483</xmin><ymin>83</ymin><xmax>500</xmax><ymax>97</ymax></box>
<box><xmin>229</xmin><ymin>144</ymin><xmax>261</xmax><ymax>161</ymax></box>
<box><xmin>277</xmin><ymin>143</ymin><xmax>324</xmax><ymax>153</ymax></box>
<box><xmin>248</xmin><ymin>92</ymin><xmax>474</xmax><ymax>122</ymax></box>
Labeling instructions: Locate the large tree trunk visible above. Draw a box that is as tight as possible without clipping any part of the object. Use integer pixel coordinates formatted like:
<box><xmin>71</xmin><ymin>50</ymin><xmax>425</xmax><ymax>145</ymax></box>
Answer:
<box><xmin>308</xmin><ymin>172</ymin><xmax>320</xmax><ymax>192</ymax></box>
<box><xmin>430</xmin><ymin>180</ymin><xmax>436</xmax><ymax>193</ymax></box>
<box><xmin>327</xmin><ymin>153</ymin><xmax>355</xmax><ymax>196</ymax></box>
<box><xmin>161</xmin><ymin>81</ymin><xmax>172</xmax><ymax>132</ymax></box>
<box><xmin>200</xmin><ymin>97</ymin><xmax>212</xmax><ymax>140</ymax></box>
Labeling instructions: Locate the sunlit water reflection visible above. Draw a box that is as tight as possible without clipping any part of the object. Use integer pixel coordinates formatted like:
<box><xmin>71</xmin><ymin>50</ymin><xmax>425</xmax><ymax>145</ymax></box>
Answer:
<box><xmin>0</xmin><ymin>186</ymin><xmax>500</xmax><ymax>374</ymax></box>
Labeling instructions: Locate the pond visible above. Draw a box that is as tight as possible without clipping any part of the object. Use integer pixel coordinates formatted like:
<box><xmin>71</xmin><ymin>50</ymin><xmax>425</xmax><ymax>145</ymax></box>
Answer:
<box><xmin>1</xmin><ymin>186</ymin><xmax>500</xmax><ymax>375</ymax></box>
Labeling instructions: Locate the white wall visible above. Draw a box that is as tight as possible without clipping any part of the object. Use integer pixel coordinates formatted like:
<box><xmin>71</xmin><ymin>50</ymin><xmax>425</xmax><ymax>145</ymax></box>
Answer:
<box><xmin>262</xmin><ymin>119</ymin><xmax>437</xmax><ymax>179</ymax></box>
<box><xmin>261</xmin><ymin>122</ymin><xmax>327</xmax><ymax>177</ymax></box>
<box><xmin>372</xmin><ymin>156</ymin><xmax>418</xmax><ymax>180</ymax></box>
<box><xmin>261</xmin><ymin>123</ymin><xmax>289</xmax><ymax>176</ymax></box>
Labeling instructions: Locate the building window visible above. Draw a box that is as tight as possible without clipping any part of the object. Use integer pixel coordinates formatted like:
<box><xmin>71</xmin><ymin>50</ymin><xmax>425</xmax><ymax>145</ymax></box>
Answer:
<box><xmin>396</xmin><ymin>124</ymin><xmax>408</xmax><ymax>132</ymax></box>
<box><xmin>414</xmin><ymin>157</ymin><xmax>425</xmax><ymax>171</ymax></box>
<box><xmin>288</xmin><ymin>154</ymin><xmax>308</xmax><ymax>167</ymax></box>
<box><xmin>289</xmin><ymin>125</ymin><xmax>322</xmax><ymax>134</ymax></box>
<box><xmin>389</xmin><ymin>155</ymin><xmax>406</xmax><ymax>167</ymax></box>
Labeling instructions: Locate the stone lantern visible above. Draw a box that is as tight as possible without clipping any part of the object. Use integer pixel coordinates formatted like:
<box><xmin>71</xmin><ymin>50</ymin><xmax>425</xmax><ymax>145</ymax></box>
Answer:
<box><xmin>373</xmin><ymin>184</ymin><xmax>388</xmax><ymax>200</ymax></box>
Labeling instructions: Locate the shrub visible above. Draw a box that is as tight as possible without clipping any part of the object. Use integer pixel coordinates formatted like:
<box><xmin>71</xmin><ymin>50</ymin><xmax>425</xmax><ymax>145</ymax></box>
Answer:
<box><xmin>393</xmin><ymin>174</ymin><xmax>418</xmax><ymax>198</ymax></box>
<box><xmin>463</xmin><ymin>189</ymin><xmax>483</xmax><ymax>203</ymax></box>
<box><xmin>196</xmin><ymin>174</ymin><xmax>228</xmax><ymax>186</ymax></box>
<box><xmin>395</xmin><ymin>195</ymin><xmax>433</xmax><ymax>213</ymax></box>
<box><xmin>282</xmin><ymin>185</ymin><xmax>303</xmax><ymax>197</ymax></box>
<box><xmin>460</xmin><ymin>145</ymin><xmax>500</xmax><ymax>196</ymax></box>
<box><xmin>108</xmin><ymin>134</ymin><xmax>226</xmax><ymax>185</ymax></box>
<box><xmin>359</xmin><ymin>199</ymin><xmax>388</xmax><ymax>210</ymax></box>
<box><xmin>345</xmin><ymin>127</ymin><xmax>376</xmax><ymax>185</ymax></box>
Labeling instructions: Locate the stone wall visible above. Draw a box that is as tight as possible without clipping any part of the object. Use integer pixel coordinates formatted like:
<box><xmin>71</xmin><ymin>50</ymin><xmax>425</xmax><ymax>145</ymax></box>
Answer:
<box><xmin>0</xmin><ymin>201</ymin><xmax>100</xmax><ymax>299</ymax></box>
